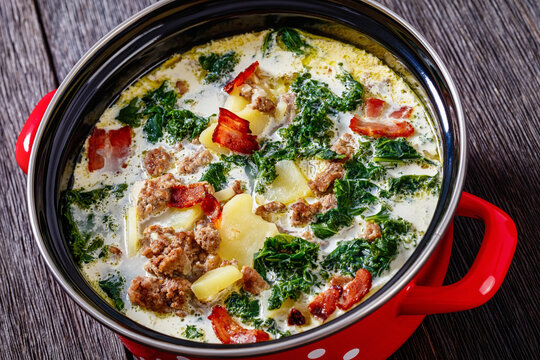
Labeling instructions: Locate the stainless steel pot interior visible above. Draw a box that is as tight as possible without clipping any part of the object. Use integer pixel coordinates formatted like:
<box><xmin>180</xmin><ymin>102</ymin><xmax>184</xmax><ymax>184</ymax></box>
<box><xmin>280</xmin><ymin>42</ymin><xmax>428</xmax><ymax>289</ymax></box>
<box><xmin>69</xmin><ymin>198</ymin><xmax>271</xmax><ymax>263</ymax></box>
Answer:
<box><xmin>26</xmin><ymin>0</ymin><xmax>465</xmax><ymax>357</ymax></box>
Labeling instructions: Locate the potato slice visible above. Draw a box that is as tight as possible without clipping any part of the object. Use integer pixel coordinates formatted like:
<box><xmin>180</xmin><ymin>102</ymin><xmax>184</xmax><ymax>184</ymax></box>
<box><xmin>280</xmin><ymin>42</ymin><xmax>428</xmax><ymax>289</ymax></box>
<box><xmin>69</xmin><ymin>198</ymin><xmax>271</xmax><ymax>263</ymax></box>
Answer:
<box><xmin>191</xmin><ymin>265</ymin><xmax>242</xmax><ymax>302</ymax></box>
<box><xmin>199</xmin><ymin>122</ymin><xmax>231</xmax><ymax>155</ymax></box>
<box><xmin>263</xmin><ymin>160</ymin><xmax>312</xmax><ymax>204</ymax></box>
<box><xmin>144</xmin><ymin>205</ymin><xmax>204</xmax><ymax>231</ymax></box>
<box><xmin>224</xmin><ymin>88</ymin><xmax>250</xmax><ymax>113</ymax></box>
<box><xmin>237</xmin><ymin>107</ymin><xmax>270</xmax><ymax>136</ymax></box>
<box><xmin>218</xmin><ymin>193</ymin><xmax>279</xmax><ymax>266</ymax></box>
<box><xmin>214</xmin><ymin>187</ymin><xmax>236</xmax><ymax>202</ymax></box>
<box><xmin>125</xmin><ymin>206</ymin><xmax>139</xmax><ymax>257</ymax></box>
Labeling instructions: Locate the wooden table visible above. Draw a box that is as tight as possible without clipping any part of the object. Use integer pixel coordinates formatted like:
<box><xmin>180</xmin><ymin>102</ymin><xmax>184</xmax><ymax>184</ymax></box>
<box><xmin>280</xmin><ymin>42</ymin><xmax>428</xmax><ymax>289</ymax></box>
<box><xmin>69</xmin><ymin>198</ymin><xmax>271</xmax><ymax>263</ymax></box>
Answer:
<box><xmin>1</xmin><ymin>0</ymin><xmax>538</xmax><ymax>359</ymax></box>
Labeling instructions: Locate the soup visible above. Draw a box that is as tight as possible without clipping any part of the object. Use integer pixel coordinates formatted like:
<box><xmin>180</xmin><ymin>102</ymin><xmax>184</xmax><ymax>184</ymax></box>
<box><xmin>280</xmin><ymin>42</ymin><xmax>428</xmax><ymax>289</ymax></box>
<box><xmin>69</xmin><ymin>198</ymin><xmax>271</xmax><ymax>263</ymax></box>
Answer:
<box><xmin>64</xmin><ymin>28</ymin><xmax>442</xmax><ymax>343</ymax></box>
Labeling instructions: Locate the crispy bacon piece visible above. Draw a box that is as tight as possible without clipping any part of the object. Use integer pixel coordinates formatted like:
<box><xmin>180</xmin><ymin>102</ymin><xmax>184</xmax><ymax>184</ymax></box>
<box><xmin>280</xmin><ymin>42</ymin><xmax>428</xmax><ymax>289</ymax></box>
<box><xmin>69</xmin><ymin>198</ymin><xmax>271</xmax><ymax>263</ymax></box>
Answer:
<box><xmin>288</xmin><ymin>308</ymin><xmax>306</xmax><ymax>326</ymax></box>
<box><xmin>208</xmin><ymin>306</ymin><xmax>270</xmax><ymax>344</ymax></box>
<box><xmin>223</xmin><ymin>61</ymin><xmax>259</xmax><ymax>94</ymax></box>
<box><xmin>338</xmin><ymin>268</ymin><xmax>372</xmax><ymax>311</ymax></box>
<box><xmin>349</xmin><ymin>116</ymin><xmax>415</xmax><ymax>138</ymax></box>
<box><xmin>364</xmin><ymin>98</ymin><xmax>386</xmax><ymax>118</ymax></box>
<box><xmin>88</xmin><ymin>126</ymin><xmax>132</xmax><ymax>172</ymax></box>
<box><xmin>389</xmin><ymin>106</ymin><xmax>413</xmax><ymax>119</ymax></box>
<box><xmin>308</xmin><ymin>286</ymin><xmax>341</xmax><ymax>321</ymax></box>
<box><xmin>212</xmin><ymin>108</ymin><xmax>259</xmax><ymax>154</ymax></box>
<box><xmin>169</xmin><ymin>183</ymin><xmax>222</xmax><ymax>224</ymax></box>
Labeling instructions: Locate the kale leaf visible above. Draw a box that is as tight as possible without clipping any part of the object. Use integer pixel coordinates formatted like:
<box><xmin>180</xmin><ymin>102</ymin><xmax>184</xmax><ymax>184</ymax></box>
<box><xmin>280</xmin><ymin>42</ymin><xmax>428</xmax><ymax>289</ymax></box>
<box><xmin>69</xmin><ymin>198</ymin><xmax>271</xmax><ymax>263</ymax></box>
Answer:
<box><xmin>141</xmin><ymin>82</ymin><xmax>178</xmax><ymax>143</ymax></box>
<box><xmin>98</xmin><ymin>273</ymin><xmax>125</xmax><ymax>310</ymax></box>
<box><xmin>253</xmin><ymin>234</ymin><xmax>320</xmax><ymax>309</ymax></box>
<box><xmin>225</xmin><ymin>291</ymin><xmax>260</xmax><ymax>322</ymax></box>
<box><xmin>311</xmin><ymin>209</ymin><xmax>353</xmax><ymax>239</ymax></box>
<box><xmin>200</xmin><ymin>162</ymin><xmax>230</xmax><ymax>191</ymax></box>
<box><xmin>184</xmin><ymin>325</ymin><xmax>204</xmax><ymax>340</ymax></box>
<box><xmin>166</xmin><ymin>109</ymin><xmax>209</xmax><ymax>142</ymax></box>
<box><xmin>116</xmin><ymin>97</ymin><xmax>142</xmax><ymax>127</ymax></box>
<box><xmin>251</xmin><ymin>141</ymin><xmax>295</xmax><ymax>193</ymax></box>
<box><xmin>262</xmin><ymin>28</ymin><xmax>311</xmax><ymax>56</ymax></box>
<box><xmin>344</xmin><ymin>156</ymin><xmax>385</xmax><ymax>181</ymax></box>
<box><xmin>381</xmin><ymin>174</ymin><xmax>439</xmax><ymax>197</ymax></box>
<box><xmin>372</xmin><ymin>137</ymin><xmax>422</xmax><ymax>163</ymax></box>
<box><xmin>198</xmin><ymin>51</ymin><xmax>238</xmax><ymax>83</ymax></box>
<box><xmin>334</xmin><ymin>179</ymin><xmax>378</xmax><ymax>216</ymax></box>
<box><xmin>64</xmin><ymin>183</ymin><xmax>127</xmax><ymax>209</ymax></box>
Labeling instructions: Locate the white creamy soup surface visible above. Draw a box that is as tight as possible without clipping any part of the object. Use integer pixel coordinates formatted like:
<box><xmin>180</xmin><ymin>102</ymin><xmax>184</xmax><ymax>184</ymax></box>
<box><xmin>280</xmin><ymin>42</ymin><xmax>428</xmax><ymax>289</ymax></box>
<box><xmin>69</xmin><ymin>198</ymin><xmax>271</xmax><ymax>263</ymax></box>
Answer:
<box><xmin>66</xmin><ymin>28</ymin><xmax>442</xmax><ymax>344</ymax></box>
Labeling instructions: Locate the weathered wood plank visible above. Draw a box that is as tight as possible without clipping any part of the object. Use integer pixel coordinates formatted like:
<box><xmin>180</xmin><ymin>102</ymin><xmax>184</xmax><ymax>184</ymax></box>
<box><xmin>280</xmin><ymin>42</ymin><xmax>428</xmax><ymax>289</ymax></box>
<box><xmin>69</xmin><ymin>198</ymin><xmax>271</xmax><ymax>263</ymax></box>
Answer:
<box><xmin>1</xmin><ymin>0</ymin><xmax>537</xmax><ymax>359</ymax></box>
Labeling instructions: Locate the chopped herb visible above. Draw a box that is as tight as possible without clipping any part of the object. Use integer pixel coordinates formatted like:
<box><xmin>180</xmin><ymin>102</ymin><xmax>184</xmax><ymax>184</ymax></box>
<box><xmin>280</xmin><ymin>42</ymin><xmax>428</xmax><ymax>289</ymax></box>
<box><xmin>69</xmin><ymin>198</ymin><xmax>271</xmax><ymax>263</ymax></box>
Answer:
<box><xmin>254</xmin><ymin>234</ymin><xmax>320</xmax><ymax>309</ymax></box>
<box><xmin>98</xmin><ymin>273</ymin><xmax>125</xmax><ymax>310</ymax></box>
<box><xmin>311</xmin><ymin>209</ymin><xmax>353</xmax><ymax>239</ymax></box>
<box><xmin>198</xmin><ymin>51</ymin><xmax>238</xmax><ymax>83</ymax></box>
<box><xmin>166</xmin><ymin>109</ymin><xmax>209</xmax><ymax>142</ymax></box>
<box><xmin>199</xmin><ymin>162</ymin><xmax>230</xmax><ymax>191</ymax></box>
<box><xmin>184</xmin><ymin>325</ymin><xmax>204</xmax><ymax>340</ymax></box>
<box><xmin>116</xmin><ymin>97</ymin><xmax>141</xmax><ymax>127</ymax></box>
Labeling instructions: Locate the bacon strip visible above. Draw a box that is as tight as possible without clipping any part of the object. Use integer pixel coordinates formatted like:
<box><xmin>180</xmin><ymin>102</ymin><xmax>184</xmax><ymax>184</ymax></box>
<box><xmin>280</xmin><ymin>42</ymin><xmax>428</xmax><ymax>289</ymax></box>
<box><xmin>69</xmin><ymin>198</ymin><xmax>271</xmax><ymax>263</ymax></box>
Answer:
<box><xmin>338</xmin><ymin>269</ymin><xmax>372</xmax><ymax>311</ymax></box>
<box><xmin>209</xmin><ymin>306</ymin><xmax>270</xmax><ymax>344</ymax></box>
<box><xmin>169</xmin><ymin>183</ymin><xmax>222</xmax><ymax>223</ymax></box>
<box><xmin>212</xmin><ymin>108</ymin><xmax>259</xmax><ymax>154</ymax></box>
<box><xmin>349</xmin><ymin>116</ymin><xmax>414</xmax><ymax>138</ymax></box>
<box><xmin>364</xmin><ymin>98</ymin><xmax>386</xmax><ymax>118</ymax></box>
<box><xmin>223</xmin><ymin>61</ymin><xmax>259</xmax><ymax>94</ymax></box>
<box><xmin>88</xmin><ymin>126</ymin><xmax>132</xmax><ymax>172</ymax></box>
<box><xmin>389</xmin><ymin>106</ymin><xmax>413</xmax><ymax>119</ymax></box>
<box><xmin>308</xmin><ymin>286</ymin><xmax>341</xmax><ymax>321</ymax></box>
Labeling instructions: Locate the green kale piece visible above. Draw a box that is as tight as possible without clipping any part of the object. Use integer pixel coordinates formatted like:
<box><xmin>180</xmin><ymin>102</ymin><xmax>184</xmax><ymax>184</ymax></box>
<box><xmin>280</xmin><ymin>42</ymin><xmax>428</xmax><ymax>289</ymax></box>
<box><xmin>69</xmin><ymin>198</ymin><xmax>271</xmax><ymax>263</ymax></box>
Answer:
<box><xmin>98</xmin><ymin>273</ymin><xmax>125</xmax><ymax>310</ymax></box>
<box><xmin>299</xmin><ymin>147</ymin><xmax>346</xmax><ymax>161</ymax></box>
<box><xmin>256</xmin><ymin>318</ymin><xmax>291</xmax><ymax>338</ymax></box>
<box><xmin>322</xmin><ymin>237</ymin><xmax>398</xmax><ymax>277</ymax></box>
<box><xmin>382</xmin><ymin>174</ymin><xmax>439</xmax><ymax>197</ymax></box>
<box><xmin>64</xmin><ymin>183</ymin><xmax>127</xmax><ymax>209</ymax></box>
<box><xmin>141</xmin><ymin>82</ymin><xmax>178</xmax><ymax>143</ymax></box>
<box><xmin>311</xmin><ymin>209</ymin><xmax>353</xmax><ymax>239</ymax></box>
<box><xmin>344</xmin><ymin>156</ymin><xmax>385</xmax><ymax>181</ymax></box>
<box><xmin>198</xmin><ymin>51</ymin><xmax>238</xmax><ymax>83</ymax></box>
<box><xmin>166</xmin><ymin>109</ymin><xmax>209</xmax><ymax>142</ymax></box>
<box><xmin>116</xmin><ymin>97</ymin><xmax>142</xmax><ymax>127</ymax></box>
<box><xmin>253</xmin><ymin>234</ymin><xmax>320</xmax><ymax>309</ymax></box>
<box><xmin>199</xmin><ymin>162</ymin><xmax>230</xmax><ymax>191</ymax></box>
<box><xmin>225</xmin><ymin>291</ymin><xmax>260</xmax><ymax>322</ymax></box>
<box><xmin>262</xmin><ymin>28</ymin><xmax>311</xmax><ymax>56</ymax></box>
<box><xmin>372</xmin><ymin>137</ymin><xmax>422</xmax><ymax>164</ymax></box>
<box><xmin>334</xmin><ymin>179</ymin><xmax>378</xmax><ymax>216</ymax></box>
<box><xmin>251</xmin><ymin>141</ymin><xmax>295</xmax><ymax>194</ymax></box>
<box><xmin>221</xmin><ymin>154</ymin><xmax>252</xmax><ymax>167</ymax></box>
<box><xmin>184</xmin><ymin>325</ymin><xmax>204</xmax><ymax>340</ymax></box>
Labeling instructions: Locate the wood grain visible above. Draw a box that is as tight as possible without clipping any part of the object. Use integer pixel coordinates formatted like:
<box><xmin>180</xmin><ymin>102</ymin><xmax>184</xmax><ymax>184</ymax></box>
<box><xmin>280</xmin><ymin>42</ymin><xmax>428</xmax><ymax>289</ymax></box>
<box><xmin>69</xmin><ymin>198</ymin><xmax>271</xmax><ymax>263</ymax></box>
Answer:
<box><xmin>1</xmin><ymin>0</ymin><xmax>538</xmax><ymax>359</ymax></box>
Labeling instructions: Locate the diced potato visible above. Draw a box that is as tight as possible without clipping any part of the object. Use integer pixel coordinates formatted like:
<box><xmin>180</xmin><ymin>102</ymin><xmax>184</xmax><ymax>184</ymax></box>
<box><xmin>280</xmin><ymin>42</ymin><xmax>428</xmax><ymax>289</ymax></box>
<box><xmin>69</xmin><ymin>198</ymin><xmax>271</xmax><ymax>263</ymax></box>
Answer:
<box><xmin>214</xmin><ymin>187</ymin><xmax>236</xmax><ymax>202</ymax></box>
<box><xmin>145</xmin><ymin>205</ymin><xmax>204</xmax><ymax>231</ymax></box>
<box><xmin>191</xmin><ymin>265</ymin><xmax>242</xmax><ymax>302</ymax></box>
<box><xmin>224</xmin><ymin>88</ymin><xmax>250</xmax><ymax>113</ymax></box>
<box><xmin>199</xmin><ymin>122</ymin><xmax>231</xmax><ymax>155</ymax></box>
<box><xmin>218</xmin><ymin>194</ymin><xmax>279</xmax><ymax>266</ymax></box>
<box><xmin>237</xmin><ymin>107</ymin><xmax>270</xmax><ymax>135</ymax></box>
<box><xmin>263</xmin><ymin>160</ymin><xmax>313</xmax><ymax>204</ymax></box>
<box><xmin>125</xmin><ymin>206</ymin><xmax>139</xmax><ymax>257</ymax></box>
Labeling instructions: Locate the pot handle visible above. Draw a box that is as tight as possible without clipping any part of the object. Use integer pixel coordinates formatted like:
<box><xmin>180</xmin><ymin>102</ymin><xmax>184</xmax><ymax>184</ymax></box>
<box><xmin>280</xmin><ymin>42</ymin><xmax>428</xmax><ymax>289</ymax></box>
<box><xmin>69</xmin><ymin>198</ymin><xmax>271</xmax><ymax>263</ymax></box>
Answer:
<box><xmin>15</xmin><ymin>90</ymin><xmax>56</xmax><ymax>174</ymax></box>
<box><xmin>400</xmin><ymin>192</ymin><xmax>517</xmax><ymax>315</ymax></box>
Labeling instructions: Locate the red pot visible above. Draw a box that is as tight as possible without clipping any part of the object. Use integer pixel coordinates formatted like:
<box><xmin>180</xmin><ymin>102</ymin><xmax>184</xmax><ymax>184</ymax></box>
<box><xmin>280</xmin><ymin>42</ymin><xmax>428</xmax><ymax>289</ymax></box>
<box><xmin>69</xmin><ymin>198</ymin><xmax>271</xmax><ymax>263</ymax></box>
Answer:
<box><xmin>16</xmin><ymin>1</ymin><xmax>517</xmax><ymax>359</ymax></box>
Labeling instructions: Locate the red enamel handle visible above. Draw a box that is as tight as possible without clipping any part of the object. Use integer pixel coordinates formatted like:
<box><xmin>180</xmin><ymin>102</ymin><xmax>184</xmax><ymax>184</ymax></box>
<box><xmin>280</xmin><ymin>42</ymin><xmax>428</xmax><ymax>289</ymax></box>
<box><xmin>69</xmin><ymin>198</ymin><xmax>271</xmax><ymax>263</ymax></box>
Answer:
<box><xmin>400</xmin><ymin>192</ymin><xmax>517</xmax><ymax>315</ymax></box>
<box><xmin>16</xmin><ymin>90</ymin><xmax>56</xmax><ymax>174</ymax></box>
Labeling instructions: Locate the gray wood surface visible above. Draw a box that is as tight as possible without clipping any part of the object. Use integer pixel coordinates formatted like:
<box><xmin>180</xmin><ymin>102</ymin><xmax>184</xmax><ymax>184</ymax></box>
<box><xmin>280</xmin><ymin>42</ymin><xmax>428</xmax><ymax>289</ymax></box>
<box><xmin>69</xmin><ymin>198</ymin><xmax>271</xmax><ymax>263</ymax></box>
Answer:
<box><xmin>1</xmin><ymin>0</ymin><xmax>538</xmax><ymax>359</ymax></box>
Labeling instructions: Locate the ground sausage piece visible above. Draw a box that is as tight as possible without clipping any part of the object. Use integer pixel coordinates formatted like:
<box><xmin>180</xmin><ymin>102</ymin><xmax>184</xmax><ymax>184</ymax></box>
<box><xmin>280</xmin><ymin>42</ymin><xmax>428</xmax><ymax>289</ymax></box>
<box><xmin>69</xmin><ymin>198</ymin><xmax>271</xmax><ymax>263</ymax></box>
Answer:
<box><xmin>320</xmin><ymin>193</ymin><xmax>337</xmax><ymax>212</ymax></box>
<box><xmin>177</xmin><ymin>149</ymin><xmax>213</xmax><ymax>175</ymax></box>
<box><xmin>290</xmin><ymin>199</ymin><xmax>322</xmax><ymax>227</ymax></box>
<box><xmin>175</xmin><ymin>80</ymin><xmax>189</xmax><ymax>96</ymax></box>
<box><xmin>363</xmin><ymin>222</ymin><xmax>382</xmax><ymax>242</ymax></box>
<box><xmin>232</xmin><ymin>180</ymin><xmax>243</xmax><ymax>194</ymax></box>
<box><xmin>253</xmin><ymin>96</ymin><xmax>276</xmax><ymax>113</ymax></box>
<box><xmin>144</xmin><ymin>147</ymin><xmax>172</xmax><ymax>177</ymax></box>
<box><xmin>194</xmin><ymin>220</ymin><xmax>221</xmax><ymax>254</ymax></box>
<box><xmin>330</xmin><ymin>275</ymin><xmax>354</xmax><ymax>288</ymax></box>
<box><xmin>108</xmin><ymin>245</ymin><xmax>122</xmax><ymax>259</ymax></box>
<box><xmin>128</xmin><ymin>276</ymin><xmax>191</xmax><ymax>315</ymax></box>
<box><xmin>330</xmin><ymin>133</ymin><xmax>355</xmax><ymax>160</ymax></box>
<box><xmin>308</xmin><ymin>162</ymin><xmax>345</xmax><ymax>196</ymax></box>
<box><xmin>144</xmin><ymin>247</ymin><xmax>192</xmax><ymax>278</ymax></box>
<box><xmin>255</xmin><ymin>201</ymin><xmax>286</xmax><ymax>221</ymax></box>
<box><xmin>241</xmin><ymin>266</ymin><xmax>269</xmax><ymax>295</ymax></box>
<box><xmin>137</xmin><ymin>173</ymin><xmax>180</xmax><ymax>220</ymax></box>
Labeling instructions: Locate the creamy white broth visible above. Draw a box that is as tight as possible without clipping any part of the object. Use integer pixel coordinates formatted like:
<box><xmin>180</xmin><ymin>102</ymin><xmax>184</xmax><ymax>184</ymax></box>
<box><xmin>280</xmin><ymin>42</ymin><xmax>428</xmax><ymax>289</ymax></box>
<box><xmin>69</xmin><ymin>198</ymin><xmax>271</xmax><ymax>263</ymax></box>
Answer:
<box><xmin>67</xmin><ymin>29</ymin><xmax>442</xmax><ymax>342</ymax></box>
